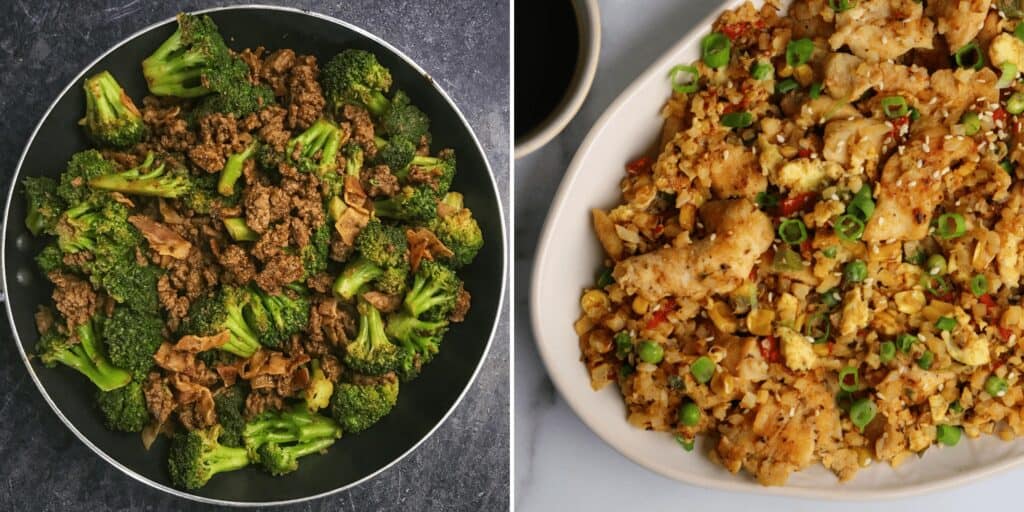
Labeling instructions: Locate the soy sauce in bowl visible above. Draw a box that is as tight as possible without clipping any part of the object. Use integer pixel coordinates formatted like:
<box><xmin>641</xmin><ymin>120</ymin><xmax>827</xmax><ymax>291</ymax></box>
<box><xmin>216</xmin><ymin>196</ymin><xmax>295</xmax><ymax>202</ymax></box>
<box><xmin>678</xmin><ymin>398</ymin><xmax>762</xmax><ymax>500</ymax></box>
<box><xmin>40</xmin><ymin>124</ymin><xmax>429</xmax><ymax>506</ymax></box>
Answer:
<box><xmin>514</xmin><ymin>0</ymin><xmax>581</xmax><ymax>142</ymax></box>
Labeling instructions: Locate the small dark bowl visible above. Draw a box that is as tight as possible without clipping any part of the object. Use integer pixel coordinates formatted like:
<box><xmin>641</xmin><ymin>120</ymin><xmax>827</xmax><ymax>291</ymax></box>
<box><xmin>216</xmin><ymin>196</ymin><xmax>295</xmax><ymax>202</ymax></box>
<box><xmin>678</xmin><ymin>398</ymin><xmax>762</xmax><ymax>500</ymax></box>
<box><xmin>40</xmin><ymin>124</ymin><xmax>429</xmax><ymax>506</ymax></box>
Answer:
<box><xmin>1</xmin><ymin>5</ymin><xmax>506</xmax><ymax>506</ymax></box>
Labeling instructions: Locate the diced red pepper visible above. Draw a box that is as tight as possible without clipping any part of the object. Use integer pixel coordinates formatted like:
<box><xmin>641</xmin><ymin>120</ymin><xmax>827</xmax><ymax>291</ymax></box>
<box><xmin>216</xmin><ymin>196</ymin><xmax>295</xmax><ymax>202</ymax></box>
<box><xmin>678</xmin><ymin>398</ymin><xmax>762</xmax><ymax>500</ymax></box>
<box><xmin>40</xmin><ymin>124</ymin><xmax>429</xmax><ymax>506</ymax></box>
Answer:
<box><xmin>998</xmin><ymin>327</ymin><xmax>1013</xmax><ymax>342</ymax></box>
<box><xmin>645</xmin><ymin>300</ymin><xmax>677</xmax><ymax>330</ymax></box>
<box><xmin>979</xmin><ymin>294</ymin><xmax>997</xmax><ymax>309</ymax></box>
<box><xmin>779</xmin><ymin>192</ymin><xmax>816</xmax><ymax>216</ymax></box>
<box><xmin>759</xmin><ymin>336</ymin><xmax>781</xmax><ymax>363</ymax></box>
<box><xmin>889</xmin><ymin>115</ymin><xmax>909</xmax><ymax>138</ymax></box>
<box><xmin>721</xmin><ymin>22</ymin><xmax>749</xmax><ymax>40</ymax></box>
<box><xmin>799</xmin><ymin>239</ymin><xmax>813</xmax><ymax>257</ymax></box>
<box><xmin>626</xmin><ymin>156</ymin><xmax>653</xmax><ymax>175</ymax></box>
<box><xmin>994</xmin><ymin>107</ymin><xmax>1008</xmax><ymax>123</ymax></box>
<box><xmin>797</xmin><ymin>148</ymin><xmax>813</xmax><ymax>158</ymax></box>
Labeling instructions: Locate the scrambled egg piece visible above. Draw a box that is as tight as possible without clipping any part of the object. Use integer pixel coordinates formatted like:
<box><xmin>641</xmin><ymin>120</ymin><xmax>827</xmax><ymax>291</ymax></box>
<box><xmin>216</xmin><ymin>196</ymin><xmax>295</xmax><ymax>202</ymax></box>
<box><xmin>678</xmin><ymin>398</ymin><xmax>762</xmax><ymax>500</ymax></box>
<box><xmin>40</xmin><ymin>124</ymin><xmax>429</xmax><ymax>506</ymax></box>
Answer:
<box><xmin>773</xmin><ymin>158</ymin><xmax>843</xmax><ymax>193</ymax></box>
<box><xmin>779</xmin><ymin>327</ymin><xmax>816</xmax><ymax>371</ymax></box>
<box><xmin>988</xmin><ymin>33</ymin><xmax>1024</xmax><ymax>72</ymax></box>
<box><xmin>943</xmin><ymin>331</ymin><xmax>991</xmax><ymax>366</ymax></box>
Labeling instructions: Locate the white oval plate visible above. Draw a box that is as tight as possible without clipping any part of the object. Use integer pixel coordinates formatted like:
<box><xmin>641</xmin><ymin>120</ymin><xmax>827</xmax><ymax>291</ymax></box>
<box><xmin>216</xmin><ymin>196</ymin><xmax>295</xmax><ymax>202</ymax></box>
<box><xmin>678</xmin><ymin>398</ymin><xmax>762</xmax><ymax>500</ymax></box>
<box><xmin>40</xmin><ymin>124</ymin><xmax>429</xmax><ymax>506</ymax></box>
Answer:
<box><xmin>530</xmin><ymin>0</ymin><xmax>1024</xmax><ymax>500</ymax></box>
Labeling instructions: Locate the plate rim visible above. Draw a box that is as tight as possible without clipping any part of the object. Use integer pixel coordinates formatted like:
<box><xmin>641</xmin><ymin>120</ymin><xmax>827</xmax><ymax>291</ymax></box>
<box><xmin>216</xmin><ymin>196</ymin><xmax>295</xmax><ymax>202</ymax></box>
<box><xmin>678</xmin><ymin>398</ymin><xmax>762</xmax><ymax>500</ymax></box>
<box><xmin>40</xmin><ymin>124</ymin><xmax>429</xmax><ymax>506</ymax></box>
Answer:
<box><xmin>1</xmin><ymin>4</ymin><xmax>508</xmax><ymax>507</ymax></box>
<box><xmin>529</xmin><ymin>0</ymin><xmax>1024</xmax><ymax>500</ymax></box>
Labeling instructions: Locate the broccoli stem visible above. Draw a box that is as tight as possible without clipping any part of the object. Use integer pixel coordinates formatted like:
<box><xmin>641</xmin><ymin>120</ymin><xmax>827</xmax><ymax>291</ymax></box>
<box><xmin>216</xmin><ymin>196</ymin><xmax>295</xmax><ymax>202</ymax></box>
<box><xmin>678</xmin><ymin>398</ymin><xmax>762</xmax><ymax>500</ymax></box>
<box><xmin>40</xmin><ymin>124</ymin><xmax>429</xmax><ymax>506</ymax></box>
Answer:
<box><xmin>281</xmin><ymin>437</ymin><xmax>336</xmax><ymax>459</ymax></box>
<box><xmin>404</xmin><ymin>274</ymin><xmax>451</xmax><ymax>317</ymax></box>
<box><xmin>141</xmin><ymin>29</ymin><xmax>210</xmax><ymax>97</ymax></box>
<box><xmin>332</xmin><ymin>257</ymin><xmax>383</xmax><ymax>300</ymax></box>
<box><xmin>223</xmin><ymin>218</ymin><xmax>258</xmax><ymax>242</ymax></box>
<box><xmin>89</xmin><ymin>153</ymin><xmax>188</xmax><ymax>198</ymax></box>
<box><xmin>205</xmin><ymin>443</ymin><xmax>251</xmax><ymax>475</ymax></box>
<box><xmin>85</xmin><ymin>72</ymin><xmax>133</xmax><ymax>124</ymax></box>
<box><xmin>57</xmin><ymin>322</ymin><xmax>132</xmax><ymax>391</ymax></box>
<box><xmin>218</xmin><ymin>142</ymin><xmax>257</xmax><ymax>196</ymax></box>
<box><xmin>222</xmin><ymin>306</ymin><xmax>263</xmax><ymax>357</ymax></box>
<box><xmin>364</xmin><ymin>93</ymin><xmax>389</xmax><ymax>117</ymax></box>
<box><xmin>26</xmin><ymin>208</ymin><xmax>45</xmax><ymax>236</ymax></box>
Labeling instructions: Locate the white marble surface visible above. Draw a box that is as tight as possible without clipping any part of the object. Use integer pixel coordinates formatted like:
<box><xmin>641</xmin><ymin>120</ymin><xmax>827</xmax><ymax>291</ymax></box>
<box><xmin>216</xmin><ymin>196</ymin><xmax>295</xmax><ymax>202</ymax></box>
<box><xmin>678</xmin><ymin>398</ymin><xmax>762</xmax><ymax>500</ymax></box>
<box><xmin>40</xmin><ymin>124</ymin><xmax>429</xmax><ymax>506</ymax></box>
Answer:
<box><xmin>514</xmin><ymin>0</ymin><xmax>1024</xmax><ymax>510</ymax></box>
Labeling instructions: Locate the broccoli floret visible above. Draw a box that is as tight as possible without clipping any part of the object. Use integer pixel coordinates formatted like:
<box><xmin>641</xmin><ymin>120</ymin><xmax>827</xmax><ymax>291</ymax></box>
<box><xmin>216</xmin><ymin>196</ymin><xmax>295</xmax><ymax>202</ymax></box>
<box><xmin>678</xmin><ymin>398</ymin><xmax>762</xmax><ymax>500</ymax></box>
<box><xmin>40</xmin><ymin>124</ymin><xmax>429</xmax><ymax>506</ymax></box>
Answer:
<box><xmin>403</xmin><ymin>260</ymin><xmax>460</xmax><ymax>320</ymax></box>
<box><xmin>332</xmin><ymin>220</ymin><xmax>410</xmax><ymax>299</ymax></box>
<box><xmin>302</xmin><ymin>223</ymin><xmax>331</xmax><ymax>278</ymax></box>
<box><xmin>373</xmin><ymin>185</ymin><xmax>438</xmax><ymax>223</ymax></box>
<box><xmin>35</xmin><ymin>242</ymin><xmax>65</xmax><ymax>274</ymax></box>
<box><xmin>182</xmin><ymin>171</ymin><xmax>234</xmax><ymax>215</ymax></box>
<box><xmin>242</xmin><ymin>404</ymin><xmax>342</xmax><ymax>460</ymax></box>
<box><xmin>213</xmin><ymin>386</ymin><xmax>246</xmax><ymax>447</ymax></box>
<box><xmin>79</xmin><ymin>71</ymin><xmax>147</xmax><ymax>148</ymax></box>
<box><xmin>344</xmin><ymin>143</ymin><xmax>364</xmax><ymax>177</ymax></box>
<box><xmin>256</xmin><ymin>437</ymin><xmax>337</xmax><ymax>476</ymax></box>
<box><xmin>386</xmin><ymin>310</ymin><xmax>445</xmax><ymax>363</ymax></box>
<box><xmin>37</xmin><ymin>319</ymin><xmax>132</xmax><ymax>392</ymax></box>
<box><xmin>243</xmin><ymin>286</ymin><xmax>310</xmax><ymax>349</ymax></box>
<box><xmin>103</xmin><ymin>306</ymin><xmax>163</xmax><ymax>380</ymax></box>
<box><xmin>379</xmin><ymin>90</ymin><xmax>430</xmax><ymax>141</ymax></box>
<box><xmin>322</xmin><ymin>49</ymin><xmax>392</xmax><ymax>116</ymax></box>
<box><xmin>304</xmin><ymin>359</ymin><xmax>334</xmax><ymax>412</ymax></box>
<box><xmin>287</xmin><ymin>118</ymin><xmax>344</xmax><ymax>176</ymax></box>
<box><xmin>193</xmin><ymin>80</ymin><xmax>275</xmax><ymax>120</ymax></box>
<box><xmin>217</xmin><ymin>141</ymin><xmax>258</xmax><ymax>196</ymax></box>
<box><xmin>88</xmin><ymin>152</ymin><xmax>191</xmax><ymax>198</ymax></box>
<box><xmin>100</xmin><ymin>256</ymin><xmax>162</xmax><ymax>313</ymax></box>
<box><xmin>182</xmin><ymin>286</ymin><xmax>262</xmax><ymax>358</ymax></box>
<box><xmin>373</xmin><ymin>135</ymin><xmax>418</xmax><ymax>172</ymax></box>
<box><xmin>57</xmin><ymin>150</ymin><xmax>118</xmax><ymax>205</ymax></box>
<box><xmin>141</xmin><ymin>13</ymin><xmax>232</xmax><ymax>98</ymax></box>
<box><xmin>54</xmin><ymin>199</ymin><xmax>134</xmax><ymax>254</ymax></box>
<box><xmin>96</xmin><ymin>380</ymin><xmax>149</xmax><ymax>433</ymax></box>
<box><xmin>330</xmin><ymin>375</ymin><xmax>399</xmax><ymax>434</ymax></box>
<box><xmin>403</xmin><ymin>149</ymin><xmax>455</xmax><ymax>194</ymax></box>
<box><xmin>343</xmin><ymin>298</ymin><xmax>404</xmax><ymax>376</ymax></box>
<box><xmin>168</xmin><ymin>425</ymin><xmax>250</xmax><ymax>490</ymax></box>
<box><xmin>23</xmin><ymin>176</ymin><xmax>63</xmax><ymax>236</ymax></box>
<box><xmin>431</xmin><ymin>192</ymin><xmax>483</xmax><ymax>268</ymax></box>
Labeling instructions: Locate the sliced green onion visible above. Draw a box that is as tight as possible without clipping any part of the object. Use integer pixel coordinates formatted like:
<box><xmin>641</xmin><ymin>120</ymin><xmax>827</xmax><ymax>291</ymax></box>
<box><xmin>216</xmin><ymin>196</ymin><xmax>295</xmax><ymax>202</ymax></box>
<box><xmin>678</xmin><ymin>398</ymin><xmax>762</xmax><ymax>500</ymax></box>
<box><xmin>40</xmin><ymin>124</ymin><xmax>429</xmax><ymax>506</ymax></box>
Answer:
<box><xmin>668</xmin><ymin>64</ymin><xmax>700</xmax><ymax>94</ymax></box>
<box><xmin>773</xmin><ymin>245</ymin><xmax>803</xmax><ymax>271</ymax></box>
<box><xmin>722</xmin><ymin>111</ymin><xmax>754</xmax><ymax>128</ymax></box>
<box><xmin>908</xmin><ymin>107</ymin><xmax>921</xmax><ymax>121</ymax></box>
<box><xmin>843</xmin><ymin>259</ymin><xmax>867</xmax><ymax>283</ymax></box>
<box><xmin>935</xmin><ymin>212</ymin><xmax>967</xmax><ymax>239</ymax></box>
<box><xmin>597</xmin><ymin>268</ymin><xmax>615</xmax><ymax>288</ymax></box>
<box><xmin>809</xmin><ymin>82</ymin><xmax>823</xmax><ymax>99</ymax></box>
<box><xmin>620</xmin><ymin>364</ymin><xmax>635</xmax><ymax>377</ymax></box>
<box><xmin>971</xmin><ymin>274</ymin><xmax>989</xmax><ymax>296</ymax></box>
<box><xmin>701</xmin><ymin>32</ymin><xmax>731</xmax><ymax>69</ymax></box>
<box><xmin>834</xmin><ymin>214</ymin><xmax>865</xmax><ymax>241</ymax></box>
<box><xmin>1001</xmin><ymin>159</ymin><xmax>1016</xmax><ymax>176</ymax></box>
<box><xmin>1008</xmin><ymin>92</ymin><xmax>1024</xmax><ymax>115</ymax></box>
<box><xmin>828</xmin><ymin>0</ymin><xmax>855</xmax><ymax>12</ymax></box>
<box><xmin>678</xmin><ymin>402</ymin><xmax>701</xmax><ymax>426</ymax></box>
<box><xmin>999</xmin><ymin>62</ymin><xmax>1019</xmax><ymax>89</ymax></box>
<box><xmin>925</xmin><ymin>254</ymin><xmax>948</xmax><ymax>276</ymax></box>
<box><xmin>954</xmin><ymin>42</ymin><xmax>985</xmax><ymax>70</ymax></box>
<box><xmin>950</xmin><ymin>400</ymin><xmax>963</xmax><ymax>413</ymax></box>
<box><xmin>777</xmin><ymin>78</ymin><xmax>799</xmax><ymax>93</ymax></box>
<box><xmin>756</xmin><ymin>190</ymin><xmax>780</xmax><ymax>210</ymax></box>
<box><xmin>822</xmin><ymin>246</ymin><xmax>838</xmax><ymax>259</ymax></box>
<box><xmin>960</xmin><ymin>111</ymin><xmax>981</xmax><ymax>136</ymax></box>
<box><xmin>805</xmin><ymin>311</ymin><xmax>831</xmax><ymax>344</ymax></box>
<box><xmin>985</xmin><ymin>375</ymin><xmax>1009</xmax><ymax>397</ymax></box>
<box><xmin>786</xmin><ymin>38</ymin><xmax>814</xmax><ymax>67</ymax></box>
<box><xmin>935</xmin><ymin>316</ymin><xmax>957</xmax><ymax>331</ymax></box>
<box><xmin>917</xmin><ymin>350</ymin><xmax>935</xmax><ymax>370</ymax></box>
<box><xmin>881</xmin><ymin>96</ymin><xmax>909</xmax><ymax>118</ymax></box>
<box><xmin>778</xmin><ymin>218</ymin><xmax>808</xmax><ymax>244</ymax></box>
<box><xmin>848</xmin><ymin>185</ymin><xmax>875</xmax><ymax>222</ymax></box>
<box><xmin>850</xmin><ymin>398</ymin><xmax>876</xmax><ymax>431</ymax></box>
<box><xmin>879</xmin><ymin>341</ymin><xmax>896</xmax><ymax>363</ymax></box>
<box><xmin>667</xmin><ymin>375</ymin><xmax>683</xmax><ymax>389</ymax></box>
<box><xmin>897</xmin><ymin>333</ymin><xmax>918</xmax><ymax>353</ymax></box>
<box><xmin>936</xmin><ymin>424</ymin><xmax>962</xmax><ymax>446</ymax></box>
<box><xmin>674</xmin><ymin>435</ymin><xmax>695</xmax><ymax>452</ymax></box>
<box><xmin>921</xmin><ymin>273</ymin><xmax>952</xmax><ymax>297</ymax></box>
<box><xmin>1016</xmin><ymin>21</ymin><xmax>1024</xmax><ymax>41</ymax></box>
<box><xmin>907</xmin><ymin>249</ymin><xmax>927</xmax><ymax>266</ymax></box>
<box><xmin>690</xmin><ymin>356</ymin><xmax>715</xmax><ymax>384</ymax></box>
<box><xmin>751</xmin><ymin>61</ymin><xmax>774</xmax><ymax>80</ymax></box>
<box><xmin>838</xmin><ymin>366</ymin><xmax>859</xmax><ymax>392</ymax></box>
<box><xmin>614</xmin><ymin>331</ymin><xmax>633</xmax><ymax>359</ymax></box>
<box><xmin>821</xmin><ymin>287</ymin><xmax>842</xmax><ymax>309</ymax></box>
<box><xmin>638</xmin><ymin>341</ymin><xmax>664</xmax><ymax>364</ymax></box>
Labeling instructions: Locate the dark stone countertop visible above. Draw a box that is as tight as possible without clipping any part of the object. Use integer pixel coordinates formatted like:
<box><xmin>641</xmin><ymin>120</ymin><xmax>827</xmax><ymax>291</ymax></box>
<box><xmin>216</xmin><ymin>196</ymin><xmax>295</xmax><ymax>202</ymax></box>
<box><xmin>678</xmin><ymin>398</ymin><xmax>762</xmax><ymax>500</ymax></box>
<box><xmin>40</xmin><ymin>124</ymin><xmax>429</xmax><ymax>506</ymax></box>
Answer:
<box><xmin>0</xmin><ymin>1</ymin><xmax>509</xmax><ymax>510</ymax></box>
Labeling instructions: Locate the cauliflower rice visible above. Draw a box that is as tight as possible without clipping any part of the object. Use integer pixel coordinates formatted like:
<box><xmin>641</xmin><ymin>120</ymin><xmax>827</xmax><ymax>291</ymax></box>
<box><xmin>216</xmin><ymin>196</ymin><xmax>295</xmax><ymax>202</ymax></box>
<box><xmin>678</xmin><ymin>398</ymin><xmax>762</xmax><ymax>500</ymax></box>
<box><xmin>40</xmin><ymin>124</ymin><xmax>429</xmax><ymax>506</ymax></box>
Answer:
<box><xmin>576</xmin><ymin>0</ymin><xmax>1024</xmax><ymax>485</ymax></box>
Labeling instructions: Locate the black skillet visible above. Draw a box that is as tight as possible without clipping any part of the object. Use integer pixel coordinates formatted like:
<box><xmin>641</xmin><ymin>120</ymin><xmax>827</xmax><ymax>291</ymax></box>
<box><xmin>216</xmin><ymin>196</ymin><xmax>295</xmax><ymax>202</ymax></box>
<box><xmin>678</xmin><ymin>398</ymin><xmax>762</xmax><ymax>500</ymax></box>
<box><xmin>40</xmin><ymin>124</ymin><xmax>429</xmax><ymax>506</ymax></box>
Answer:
<box><xmin>1</xmin><ymin>5</ymin><xmax>506</xmax><ymax>506</ymax></box>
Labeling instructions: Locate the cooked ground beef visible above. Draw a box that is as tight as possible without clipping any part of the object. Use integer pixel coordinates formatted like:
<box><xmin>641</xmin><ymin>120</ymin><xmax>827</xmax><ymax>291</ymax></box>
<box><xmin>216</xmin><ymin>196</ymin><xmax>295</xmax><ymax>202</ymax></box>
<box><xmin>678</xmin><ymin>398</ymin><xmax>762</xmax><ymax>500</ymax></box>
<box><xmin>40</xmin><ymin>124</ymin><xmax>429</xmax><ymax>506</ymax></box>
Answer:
<box><xmin>245</xmin><ymin>388</ymin><xmax>284</xmax><ymax>418</ymax></box>
<box><xmin>449</xmin><ymin>283</ymin><xmax>472</xmax><ymax>323</ymax></box>
<box><xmin>34</xmin><ymin>306</ymin><xmax>55</xmax><ymax>335</ymax></box>
<box><xmin>48</xmin><ymin>271</ymin><xmax>99</xmax><ymax>330</ymax></box>
<box><xmin>144</xmin><ymin>372</ymin><xmax>174</xmax><ymax>424</ymax></box>
<box><xmin>217</xmin><ymin>244</ymin><xmax>258</xmax><ymax>285</ymax></box>
<box><xmin>188</xmin><ymin>113</ymin><xmax>254</xmax><ymax>173</ymax></box>
<box><xmin>340</xmin><ymin>104</ymin><xmax>377</xmax><ymax>157</ymax></box>
<box><xmin>285</xmin><ymin>55</ymin><xmax>325</xmax><ymax>130</ymax></box>
<box><xmin>363</xmin><ymin>164</ymin><xmax>400</xmax><ymax>197</ymax></box>
<box><xmin>307</xmin><ymin>296</ymin><xmax>355</xmax><ymax>346</ymax></box>
<box><xmin>140</xmin><ymin>96</ymin><xmax>194</xmax><ymax>153</ymax></box>
<box><xmin>255</xmin><ymin>254</ymin><xmax>304</xmax><ymax>294</ymax></box>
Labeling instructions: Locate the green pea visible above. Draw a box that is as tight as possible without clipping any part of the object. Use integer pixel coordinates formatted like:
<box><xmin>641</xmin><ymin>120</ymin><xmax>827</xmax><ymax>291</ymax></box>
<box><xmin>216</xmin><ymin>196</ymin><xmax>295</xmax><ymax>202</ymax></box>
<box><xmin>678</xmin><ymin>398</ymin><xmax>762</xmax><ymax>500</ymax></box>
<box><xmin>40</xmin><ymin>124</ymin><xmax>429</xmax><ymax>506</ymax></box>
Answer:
<box><xmin>843</xmin><ymin>259</ymin><xmax>867</xmax><ymax>283</ymax></box>
<box><xmin>936</xmin><ymin>424</ymin><xmax>962</xmax><ymax>446</ymax></box>
<box><xmin>879</xmin><ymin>341</ymin><xmax>896</xmax><ymax>363</ymax></box>
<box><xmin>985</xmin><ymin>375</ymin><xmax>1008</xmax><ymax>397</ymax></box>
<box><xmin>690</xmin><ymin>356</ymin><xmax>715</xmax><ymax>384</ymax></box>
<box><xmin>917</xmin><ymin>350</ymin><xmax>934</xmax><ymax>370</ymax></box>
<box><xmin>679</xmin><ymin>402</ymin><xmax>701</xmax><ymax>427</ymax></box>
<box><xmin>925</xmin><ymin>254</ymin><xmax>947</xmax><ymax>276</ymax></box>
<box><xmin>637</xmin><ymin>341</ymin><xmax>664</xmax><ymax>364</ymax></box>
<box><xmin>849</xmin><ymin>398</ymin><xmax>877</xmax><ymax>431</ymax></box>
